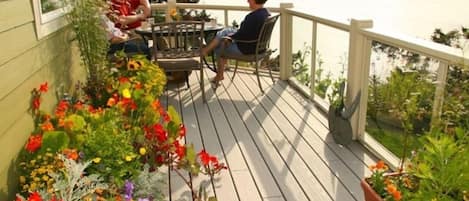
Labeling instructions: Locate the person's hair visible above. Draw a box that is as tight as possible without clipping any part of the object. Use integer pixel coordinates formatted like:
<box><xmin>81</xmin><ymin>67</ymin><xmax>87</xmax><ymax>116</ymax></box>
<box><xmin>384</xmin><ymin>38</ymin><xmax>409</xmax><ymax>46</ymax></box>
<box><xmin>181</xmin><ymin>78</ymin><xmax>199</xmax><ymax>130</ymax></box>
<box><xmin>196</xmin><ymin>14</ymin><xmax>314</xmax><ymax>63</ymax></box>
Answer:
<box><xmin>254</xmin><ymin>0</ymin><xmax>267</xmax><ymax>5</ymax></box>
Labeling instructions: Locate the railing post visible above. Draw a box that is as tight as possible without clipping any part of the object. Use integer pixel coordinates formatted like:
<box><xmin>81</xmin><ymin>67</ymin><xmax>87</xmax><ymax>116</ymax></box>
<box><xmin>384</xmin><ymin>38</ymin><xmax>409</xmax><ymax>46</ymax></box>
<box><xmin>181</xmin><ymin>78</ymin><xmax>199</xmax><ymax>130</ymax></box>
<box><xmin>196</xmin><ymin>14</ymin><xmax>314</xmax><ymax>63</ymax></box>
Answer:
<box><xmin>430</xmin><ymin>61</ymin><xmax>449</xmax><ymax>127</ymax></box>
<box><xmin>310</xmin><ymin>21</ymin><xmax>318</xmax><ymax>100</ymax></box>
<box><xmin>167</xmin><ymin>0</ymin><xmax>176</xmax><ymax>22</ymax></box>
<box><xmin>347</xmin><ymin>19</ymin><xmax>373</xmax><ymax>140</ymax></box>
<box><xmin>224</xmin><ymin>10</ymin><xmax>229</xmax><ymax>27</ymax></box>
<box><xmin>279</xmin><ymin>3</ymin><xmax>294</xmax><ymax>80</ymax></box>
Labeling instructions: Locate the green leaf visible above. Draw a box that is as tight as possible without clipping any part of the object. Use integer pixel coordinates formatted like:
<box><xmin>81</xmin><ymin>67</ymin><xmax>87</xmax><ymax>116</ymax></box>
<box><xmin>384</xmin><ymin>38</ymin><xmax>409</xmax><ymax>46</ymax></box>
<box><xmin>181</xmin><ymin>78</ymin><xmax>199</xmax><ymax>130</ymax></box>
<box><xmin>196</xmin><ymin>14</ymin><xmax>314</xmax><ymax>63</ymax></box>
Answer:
<box><xmin>39</xmin><ymin>131</ymin><xmax>70</xmax><ymax>154</ymax></box>
<box><xmin>186</xmin><ymin>144</ymin><xmax>196</xmax><ymax>165</ymax></box>
<box><xmin>208</xmin><ymin>197</ymin><xmax>217</xmax><ymax>201</ymax></box>
<box><xmin>65</xmin><ymin>114</ymin><xmax>86</xmax><ymax>132</ymax></box>
<box><xmin>167</xmin><ymin>105</ymin><xmax>181</xmax><ymax>125</ymax></box>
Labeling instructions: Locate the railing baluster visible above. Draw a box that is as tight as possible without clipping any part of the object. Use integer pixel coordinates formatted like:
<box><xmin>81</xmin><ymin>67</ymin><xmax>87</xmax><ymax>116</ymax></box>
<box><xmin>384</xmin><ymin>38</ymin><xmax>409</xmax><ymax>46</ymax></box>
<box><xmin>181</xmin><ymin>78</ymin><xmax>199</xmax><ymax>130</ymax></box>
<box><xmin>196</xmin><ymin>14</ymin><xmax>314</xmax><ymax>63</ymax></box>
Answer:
<box><xmin>310</xmin><ymin>21</ymin><xmax>318</xmax><ymax>100</ymax></box>
<box><xmin>431</xmin><ymin>61</ymin><xmax>449</xmax><ymax>127</ymax></box>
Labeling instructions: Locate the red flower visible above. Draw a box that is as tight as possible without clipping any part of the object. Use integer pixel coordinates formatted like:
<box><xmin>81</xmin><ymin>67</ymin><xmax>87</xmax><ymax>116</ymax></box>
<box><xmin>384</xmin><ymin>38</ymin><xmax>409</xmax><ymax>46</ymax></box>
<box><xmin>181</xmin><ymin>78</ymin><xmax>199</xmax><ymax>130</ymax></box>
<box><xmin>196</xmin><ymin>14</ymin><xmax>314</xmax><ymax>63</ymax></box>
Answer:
<box><xmin>163</xmin><ymin>112</ymin><xmax>170</xmax><ymax>122</ymax></box>
<box><xmin>32</xmin><ymin>97</ymin><xmax>41</xmax><ymax>110</ymax></box>
<box><xmin>153</xmin><ymin>123</ymin><xmax>167</xmax><ymax>143</ymax></box>
<box><xmin>119</xmin><ymin>76</ymin><xmax>130</xmax><ymax>83</ymax></box>
<box><xmin>155</xmin><ymin>154</ymin><xmax>165</xmax><ymax>164</ymax></box>
<box><xmin>28</xmin><ymin>191</ymin><xmax>42</xmax><ymax>201</ymax></box>
<box><xmin>73</xmin><ymin>101</ymin><xmax>84</xmax><ymax>110</ymax></box>
<box><xmin>134</xmin><ymin>82</ymin><xmax>142</xmax><ymax>89</ymax></box>
<box><xmin>25</xmin><ymin>135</ymin><xmax>42</xmax><ymax>153</ymax></box>
<box><xmin>39</xmin><ymin>82</ymin><xmax>48</xmax><ymax>93</ymax></box>
<box><xmin>152</xmin><ymin>100</ymin><xmax>161</xmax><ymax>110</ymax></box>
<box><xmin>174</xmin><ymin>141</ymin><xmax>186</xmax><ymax>159</ymax></box>
<box><xmin>198</xmin><ymin>149</ymin><xmax>211</xmax><ymax>166</ymax></box>
<box><xmin>179</xmin><ymin>124</ymin><xmax>186</xmax><ymax>137</ymax></box>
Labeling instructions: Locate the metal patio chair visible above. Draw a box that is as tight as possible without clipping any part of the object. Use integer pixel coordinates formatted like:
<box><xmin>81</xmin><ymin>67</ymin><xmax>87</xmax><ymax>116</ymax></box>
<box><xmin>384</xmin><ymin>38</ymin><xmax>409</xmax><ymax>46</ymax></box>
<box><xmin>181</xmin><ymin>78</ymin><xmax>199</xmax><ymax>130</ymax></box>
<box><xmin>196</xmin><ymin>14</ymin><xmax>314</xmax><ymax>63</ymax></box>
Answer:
<box><xmin>220</xmin><ymin>14</ymin><xmax>280</xmax><ymax>93</ymax></box>
<box><xmin>151</xmin><ymin>21</ymin><xmax>206</xmax><ymax>102</ymax></box>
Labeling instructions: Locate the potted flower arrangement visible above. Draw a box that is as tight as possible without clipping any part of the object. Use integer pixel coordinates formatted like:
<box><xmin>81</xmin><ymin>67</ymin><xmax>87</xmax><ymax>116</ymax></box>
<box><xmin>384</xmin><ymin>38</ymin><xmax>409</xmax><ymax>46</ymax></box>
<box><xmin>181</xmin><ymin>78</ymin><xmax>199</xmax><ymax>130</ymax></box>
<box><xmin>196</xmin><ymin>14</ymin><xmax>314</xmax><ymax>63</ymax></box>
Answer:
<box><xmin>361</xmin><ymin>93</ymin><xmax>469</xmax><ymax>201</ymax></box>
<box><xmin>15</xmin><ymin>55</ymin><xmax>227</xmax><ymax>201</ymax></box>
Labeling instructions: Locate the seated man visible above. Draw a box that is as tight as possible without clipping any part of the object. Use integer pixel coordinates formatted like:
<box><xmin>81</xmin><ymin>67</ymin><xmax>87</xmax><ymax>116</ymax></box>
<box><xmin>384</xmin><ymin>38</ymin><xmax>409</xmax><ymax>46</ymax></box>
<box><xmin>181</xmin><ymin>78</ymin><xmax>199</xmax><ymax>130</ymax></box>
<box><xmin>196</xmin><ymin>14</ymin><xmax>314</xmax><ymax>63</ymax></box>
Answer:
<box><xmin>102</xmin><ymin>13</ymin><xmax>151</xmax><ymax>60</ymax></box>
<box><xmin>201</xmin><ymin>0</ymin><xmax>270</xmax><ymax>86</ymax></box>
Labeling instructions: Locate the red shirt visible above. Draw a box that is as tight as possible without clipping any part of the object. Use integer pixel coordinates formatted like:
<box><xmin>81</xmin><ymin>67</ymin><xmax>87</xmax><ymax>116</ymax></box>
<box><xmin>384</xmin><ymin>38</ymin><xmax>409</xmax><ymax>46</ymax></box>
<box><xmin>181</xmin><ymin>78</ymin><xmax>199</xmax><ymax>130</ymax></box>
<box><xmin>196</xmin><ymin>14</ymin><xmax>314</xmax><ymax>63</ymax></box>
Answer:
<box><xmin>111</xmin><ymin>0</ymin><xmax>142</xmax><ymax>30</ymax></box>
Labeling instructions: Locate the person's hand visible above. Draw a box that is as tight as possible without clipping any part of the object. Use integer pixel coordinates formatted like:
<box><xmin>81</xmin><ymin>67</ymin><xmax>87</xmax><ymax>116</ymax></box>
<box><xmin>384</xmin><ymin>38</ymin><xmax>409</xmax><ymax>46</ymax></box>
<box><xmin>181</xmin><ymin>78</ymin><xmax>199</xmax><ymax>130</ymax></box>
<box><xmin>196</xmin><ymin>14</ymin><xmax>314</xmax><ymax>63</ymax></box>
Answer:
<box><xmin>222</xmin><ymin>36</ymin><xmax>233</xmax><ymax>47</ymax></box>
<box><xmin>117</xmin><ymin>15</ymin><xmax>127</xmax><ymax>25</ymax></box>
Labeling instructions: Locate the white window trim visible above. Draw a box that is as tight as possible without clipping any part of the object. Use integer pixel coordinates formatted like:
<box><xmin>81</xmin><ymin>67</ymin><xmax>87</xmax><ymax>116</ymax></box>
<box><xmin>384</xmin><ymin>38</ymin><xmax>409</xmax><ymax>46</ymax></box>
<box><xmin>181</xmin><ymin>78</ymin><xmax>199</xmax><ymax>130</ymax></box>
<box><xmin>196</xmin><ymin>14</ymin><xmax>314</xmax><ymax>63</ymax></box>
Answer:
<box><xmin>32</xmin><ymin>0</ymin><xmax>71</xmax><ymax>39</ymax></box>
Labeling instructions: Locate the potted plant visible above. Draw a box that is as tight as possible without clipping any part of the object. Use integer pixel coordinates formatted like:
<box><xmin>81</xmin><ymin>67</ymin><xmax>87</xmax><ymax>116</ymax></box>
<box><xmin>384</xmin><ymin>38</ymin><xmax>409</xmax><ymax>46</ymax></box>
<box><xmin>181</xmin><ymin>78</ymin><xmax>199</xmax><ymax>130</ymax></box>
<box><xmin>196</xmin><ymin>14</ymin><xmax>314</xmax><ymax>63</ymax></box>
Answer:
<box><xmin>361</xmin><ymin>93</ymin><xmax>469</xmax><ymax>201</ymax></box>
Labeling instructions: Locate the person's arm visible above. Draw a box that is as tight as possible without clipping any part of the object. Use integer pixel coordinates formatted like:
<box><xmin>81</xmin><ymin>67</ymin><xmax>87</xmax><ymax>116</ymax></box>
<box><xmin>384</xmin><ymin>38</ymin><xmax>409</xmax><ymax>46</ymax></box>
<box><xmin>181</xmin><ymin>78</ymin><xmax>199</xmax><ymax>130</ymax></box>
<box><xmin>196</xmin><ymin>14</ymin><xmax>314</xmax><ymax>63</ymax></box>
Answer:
<box><xmin>117</xmin><ymin>0</ymin><xmax>151</xmax><ymax>25</ymax></box>
<box><xmin>110</xmin><ymin>33</ymin><xmax>129</xmax><ymax>44</ymax></box>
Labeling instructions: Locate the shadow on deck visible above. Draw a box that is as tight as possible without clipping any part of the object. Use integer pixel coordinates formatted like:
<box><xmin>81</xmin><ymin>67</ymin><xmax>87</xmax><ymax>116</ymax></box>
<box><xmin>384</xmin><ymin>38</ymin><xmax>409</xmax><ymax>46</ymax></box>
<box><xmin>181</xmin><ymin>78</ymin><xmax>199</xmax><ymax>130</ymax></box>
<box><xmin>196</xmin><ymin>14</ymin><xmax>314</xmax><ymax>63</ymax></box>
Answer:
<box><xmin>160</xmin><ymin>66</ymin><xmax>378</xmax><ymax>201</ymax></box>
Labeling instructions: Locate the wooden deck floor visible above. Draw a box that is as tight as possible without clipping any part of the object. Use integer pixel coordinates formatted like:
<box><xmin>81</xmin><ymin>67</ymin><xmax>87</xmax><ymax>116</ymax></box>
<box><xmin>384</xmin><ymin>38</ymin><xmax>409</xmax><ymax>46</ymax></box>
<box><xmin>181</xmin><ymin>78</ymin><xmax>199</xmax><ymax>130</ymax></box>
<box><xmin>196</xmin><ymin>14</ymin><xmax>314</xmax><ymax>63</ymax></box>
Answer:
<box><xmin>160</xmin><ymin>67</ymin><xmax>378</xmax><ymax>201</ymax></box>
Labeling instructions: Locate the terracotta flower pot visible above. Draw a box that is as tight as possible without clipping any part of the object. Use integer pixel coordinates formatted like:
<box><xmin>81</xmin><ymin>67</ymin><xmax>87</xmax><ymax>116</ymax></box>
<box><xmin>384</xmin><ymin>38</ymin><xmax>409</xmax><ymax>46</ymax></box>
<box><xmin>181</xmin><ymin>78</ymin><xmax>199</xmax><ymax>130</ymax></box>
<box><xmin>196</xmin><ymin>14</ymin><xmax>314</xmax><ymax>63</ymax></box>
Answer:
<box><xmin>360</xmin><ymin>179</ymin><xmax>383</xmax><ymax>201</ymax></box>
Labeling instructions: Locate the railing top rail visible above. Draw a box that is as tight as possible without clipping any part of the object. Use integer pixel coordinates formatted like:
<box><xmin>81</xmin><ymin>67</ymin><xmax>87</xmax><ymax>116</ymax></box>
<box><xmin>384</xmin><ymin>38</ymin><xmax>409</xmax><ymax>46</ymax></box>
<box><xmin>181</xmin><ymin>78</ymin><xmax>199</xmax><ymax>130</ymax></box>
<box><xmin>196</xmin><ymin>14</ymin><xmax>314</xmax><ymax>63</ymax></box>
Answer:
<box><xmin>285</xmin><ymin>8</ymin><xmax>350</xmax><ymax>32</ymax></box>
<box><xmin>362</xmin><ymin>27</ymin><xmax>469</xmax><ymax>65</ymax></box>
<box><xmin>150</xmin><ymin>2</ymin><xmax>469</xmax><ymax>67</ymax></box>
<box><xmin>150</xmin><ymin>3</ymin><xmax>281</xmax><ymax>12</ymax></box>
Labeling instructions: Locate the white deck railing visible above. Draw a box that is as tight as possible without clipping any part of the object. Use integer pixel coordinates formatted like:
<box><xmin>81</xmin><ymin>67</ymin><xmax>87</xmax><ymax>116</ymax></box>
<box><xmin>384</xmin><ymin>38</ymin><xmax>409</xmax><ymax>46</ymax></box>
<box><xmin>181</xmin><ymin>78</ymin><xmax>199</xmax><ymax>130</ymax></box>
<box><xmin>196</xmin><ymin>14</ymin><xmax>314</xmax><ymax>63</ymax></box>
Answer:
<box><xmin>151</xmin><ymin>0</ymin><xmax>469</xmax><ymax>167</ymax></box>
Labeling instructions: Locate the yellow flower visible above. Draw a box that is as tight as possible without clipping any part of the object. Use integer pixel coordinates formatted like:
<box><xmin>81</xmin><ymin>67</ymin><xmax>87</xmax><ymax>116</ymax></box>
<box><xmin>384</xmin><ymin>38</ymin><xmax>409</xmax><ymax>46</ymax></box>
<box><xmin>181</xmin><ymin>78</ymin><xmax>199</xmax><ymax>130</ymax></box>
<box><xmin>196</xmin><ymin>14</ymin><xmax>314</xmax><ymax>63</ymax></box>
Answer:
<box><xmin>42</xmin><ymin>175</ymin><xmax>49</xmax><ymax>181</ymax></box>
<box><xmin>125</xmin><ymin>155</ymin><xmax>132</xmax><ymax>162</ymax></box>
<box><xmin>169</xmin><ymin>8</ymin><xmax>178</xmax><ymax>17</ymax></box>
<box><xmin>122</xmin><ymin>88</ymin><xmax>131</xmax><ymax>99</ymax></box>
<box><xmin>92</xmin><ymin>157</ymin><xmax>102</xmax><ymax>163</ymax></box>
<box><xmin>127</xmin><ymin>59</ymin><xmax>141</xmax><ymax>70</ymax></box>
<box><xmin>139</xmin><ymin>147</ymin><xmax>147</xmax><ymax>155</ymax></box>
<box><xmin>19</xmin><ymin>176</ymin><xmax>26</xmax><ymax>184</ymax></box>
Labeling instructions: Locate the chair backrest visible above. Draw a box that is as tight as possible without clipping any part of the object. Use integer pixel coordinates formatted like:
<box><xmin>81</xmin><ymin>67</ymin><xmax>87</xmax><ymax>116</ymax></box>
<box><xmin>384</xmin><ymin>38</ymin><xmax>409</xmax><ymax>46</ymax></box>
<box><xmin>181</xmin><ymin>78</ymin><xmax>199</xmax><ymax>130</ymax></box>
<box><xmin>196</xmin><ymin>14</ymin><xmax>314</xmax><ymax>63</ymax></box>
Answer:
<box><xmin>151</xmin><ymin>21</ymin><xmax>204</xmax><ymax>60</ymax></box>
<box><xmin>255</xmin><ymin>14</ymin><xmax>280</xmax><ymax>55</ymax></box>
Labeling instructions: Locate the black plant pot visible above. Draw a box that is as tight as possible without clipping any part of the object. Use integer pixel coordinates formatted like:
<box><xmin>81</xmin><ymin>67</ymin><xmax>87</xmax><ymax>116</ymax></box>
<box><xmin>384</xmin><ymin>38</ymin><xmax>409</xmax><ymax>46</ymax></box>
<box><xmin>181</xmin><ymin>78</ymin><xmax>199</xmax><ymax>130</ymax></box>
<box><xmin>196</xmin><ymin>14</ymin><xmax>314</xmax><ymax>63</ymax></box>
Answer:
<box><xmin>328</xmin><ymin>105</ymin><xmax>353</xmax><ymax>145</ymax></box>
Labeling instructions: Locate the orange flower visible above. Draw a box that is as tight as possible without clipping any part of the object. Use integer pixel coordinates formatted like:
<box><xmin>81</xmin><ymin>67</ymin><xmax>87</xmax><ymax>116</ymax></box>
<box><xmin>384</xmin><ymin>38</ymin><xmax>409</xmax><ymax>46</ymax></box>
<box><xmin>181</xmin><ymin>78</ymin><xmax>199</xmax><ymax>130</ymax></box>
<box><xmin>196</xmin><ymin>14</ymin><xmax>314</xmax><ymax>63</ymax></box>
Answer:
<box><xmin>151</xmin><ymin>100</ymin><xmax>161</xmax><ymax>110</ymax></box>
<box><xmin>376</xmin><ymin>160</ymin><xmax>386</xmax><ymax>169</ymax></box>
<box><xmin>107</xmin><ymin>97</ymin><xmax>117</xmax><ymax>107</ymax></box>
<box><xmin>392</xmin><ymin>190</ymin><xmax>402</xmax><ymax>201</ymax></box>
<box><xmin>386</xmin><ymin>183</ymin><xmax>397</xmax><ymax>194</ymax></box>
<box><xmin>63</xmin><ymin>148</ymin><xmax>79</xmax><ymax>160</ymax></box>
<box><xmin>41</xmin><ymin>121</ymin><xmax>54</xmax><ymax>131</ymax></box>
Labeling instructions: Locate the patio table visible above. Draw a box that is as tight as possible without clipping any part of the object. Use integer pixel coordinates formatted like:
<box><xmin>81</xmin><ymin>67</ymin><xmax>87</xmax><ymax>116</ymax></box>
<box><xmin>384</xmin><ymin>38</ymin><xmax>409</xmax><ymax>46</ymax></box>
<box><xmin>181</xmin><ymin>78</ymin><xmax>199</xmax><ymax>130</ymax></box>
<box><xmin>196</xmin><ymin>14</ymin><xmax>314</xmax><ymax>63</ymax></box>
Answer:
<box><xmin>135</xmin><ymin>22</ymin><xmax>224</xmax><ymax>72</ymax></box>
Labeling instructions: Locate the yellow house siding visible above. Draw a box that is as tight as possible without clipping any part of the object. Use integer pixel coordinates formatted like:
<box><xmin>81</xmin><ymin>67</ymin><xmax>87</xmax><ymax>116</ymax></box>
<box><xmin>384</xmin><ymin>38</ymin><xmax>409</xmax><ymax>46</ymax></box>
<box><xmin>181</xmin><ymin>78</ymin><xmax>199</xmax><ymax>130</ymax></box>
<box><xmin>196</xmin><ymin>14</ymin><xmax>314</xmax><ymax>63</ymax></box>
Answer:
<box><xmin>0</xmin><ymin>0</ymin><xmax>33</xmax><ymax>33</ymax></box>
<box><xmin>0</xmin><ymin>23</ymin><xmax>38</xmax><ymax>67</ymax></box>
<box><xmin>0</xmin><ymin>1</ymin><xmax>84</xmax><ymax>199</ymax></box>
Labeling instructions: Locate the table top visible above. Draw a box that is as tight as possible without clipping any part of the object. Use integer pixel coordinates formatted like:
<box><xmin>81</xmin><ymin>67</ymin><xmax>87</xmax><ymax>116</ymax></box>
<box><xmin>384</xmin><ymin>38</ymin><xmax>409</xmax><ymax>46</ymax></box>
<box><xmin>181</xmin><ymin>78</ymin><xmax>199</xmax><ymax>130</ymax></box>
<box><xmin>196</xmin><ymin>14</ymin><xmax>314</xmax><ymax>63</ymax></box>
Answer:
<box><xmin>135</xmin><ymin>23</ymin><xmax>224</xmax><ymax>36</ymax></box>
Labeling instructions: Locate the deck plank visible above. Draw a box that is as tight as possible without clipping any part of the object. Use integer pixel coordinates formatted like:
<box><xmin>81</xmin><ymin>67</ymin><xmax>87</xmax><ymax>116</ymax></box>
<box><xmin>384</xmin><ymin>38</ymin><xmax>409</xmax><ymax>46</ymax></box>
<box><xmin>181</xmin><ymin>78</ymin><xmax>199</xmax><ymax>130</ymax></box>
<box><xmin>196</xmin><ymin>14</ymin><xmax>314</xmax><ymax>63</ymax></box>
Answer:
<box><xmin>159</xmin><ymin>67</ymin><xmax>378</xmax><ymax>201</ymax></box>
<box><xmin>189</xmin><ymin>70</ymin><xmax>240</xmax><ymax>201</ymax></box>
<box><xmin>231</xmin><ymin>71</ymin><xmax>342</xmax><ymax>201</ymax></box>
<box><xmin>216</xmin><ymin>71</ymin><xmax>312</xmax><ymax>201</ymax></box>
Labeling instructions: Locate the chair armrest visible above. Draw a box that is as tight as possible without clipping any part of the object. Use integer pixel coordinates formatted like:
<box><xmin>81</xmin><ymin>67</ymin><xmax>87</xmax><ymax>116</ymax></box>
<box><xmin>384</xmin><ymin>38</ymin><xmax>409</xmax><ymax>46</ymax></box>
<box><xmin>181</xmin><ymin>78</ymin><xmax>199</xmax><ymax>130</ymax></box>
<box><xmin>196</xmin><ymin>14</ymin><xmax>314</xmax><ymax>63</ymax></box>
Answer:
<box><xmin>232</xmin><ymin>39</ymin><xmax>258</xmax><ymax>44</ymax></box>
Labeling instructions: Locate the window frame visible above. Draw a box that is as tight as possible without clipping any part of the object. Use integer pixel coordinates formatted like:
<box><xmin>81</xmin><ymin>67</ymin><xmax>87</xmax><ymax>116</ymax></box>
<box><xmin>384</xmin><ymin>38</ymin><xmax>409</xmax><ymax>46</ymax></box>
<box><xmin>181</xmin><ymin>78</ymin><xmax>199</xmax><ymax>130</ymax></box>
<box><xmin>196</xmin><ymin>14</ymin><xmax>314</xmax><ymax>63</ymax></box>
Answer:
<box><xmin>32</xmin><ymin>0</ymin><xmax>71</xmax><ymax>39</ymax></box>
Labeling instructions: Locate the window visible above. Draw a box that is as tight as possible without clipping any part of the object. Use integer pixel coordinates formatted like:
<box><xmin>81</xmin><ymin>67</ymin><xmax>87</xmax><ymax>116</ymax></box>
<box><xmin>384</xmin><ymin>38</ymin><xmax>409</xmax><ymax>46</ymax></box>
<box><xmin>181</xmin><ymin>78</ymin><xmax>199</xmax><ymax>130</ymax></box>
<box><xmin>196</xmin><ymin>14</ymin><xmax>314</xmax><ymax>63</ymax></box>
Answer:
<box><xmin>32</xmin><ymin>0</ymin><xmax>70</xmax><ymax>39</ymax></box>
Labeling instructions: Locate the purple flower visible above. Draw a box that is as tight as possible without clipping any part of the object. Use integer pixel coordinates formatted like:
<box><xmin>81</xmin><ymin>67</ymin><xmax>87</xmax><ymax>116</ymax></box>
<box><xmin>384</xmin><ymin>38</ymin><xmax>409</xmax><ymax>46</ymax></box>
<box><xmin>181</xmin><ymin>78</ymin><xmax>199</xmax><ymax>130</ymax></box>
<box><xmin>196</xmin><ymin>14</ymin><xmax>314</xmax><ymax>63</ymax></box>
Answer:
<box><xmin>124</xmin><ymin>180</ymin><xmax>134</xmax><ymax>201</ymax></box>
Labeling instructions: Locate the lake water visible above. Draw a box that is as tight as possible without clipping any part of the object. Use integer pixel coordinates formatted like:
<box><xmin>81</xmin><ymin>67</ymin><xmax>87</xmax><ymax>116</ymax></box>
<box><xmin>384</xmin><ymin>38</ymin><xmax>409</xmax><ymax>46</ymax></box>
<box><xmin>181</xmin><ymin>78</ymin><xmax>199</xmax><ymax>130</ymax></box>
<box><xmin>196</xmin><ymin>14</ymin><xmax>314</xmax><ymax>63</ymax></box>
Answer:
<box><xmin>200</xmin><ymin>0</ymin><xmax>469</xmax><ymax>79</ymax></box>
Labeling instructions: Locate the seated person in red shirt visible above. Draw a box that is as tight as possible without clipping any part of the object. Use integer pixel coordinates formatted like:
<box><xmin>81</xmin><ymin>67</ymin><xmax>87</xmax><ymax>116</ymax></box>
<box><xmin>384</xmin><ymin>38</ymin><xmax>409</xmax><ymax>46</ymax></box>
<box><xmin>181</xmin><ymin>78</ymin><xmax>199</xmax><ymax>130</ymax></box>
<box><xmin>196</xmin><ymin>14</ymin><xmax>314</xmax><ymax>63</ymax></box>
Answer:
<box><xmin>201</xmin><ymin>0</ymin><xmax>269</xmax><ymax>86</ymax></box>
<box><xmin>102</xmin><ymin>13</ymin><xmax>151</xmax><ymax>59</ymax></box>
<box><xmin>110</xmin><ymin>0</ymin><xmax>151</xmax><ymax>30</ymax></box>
